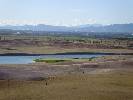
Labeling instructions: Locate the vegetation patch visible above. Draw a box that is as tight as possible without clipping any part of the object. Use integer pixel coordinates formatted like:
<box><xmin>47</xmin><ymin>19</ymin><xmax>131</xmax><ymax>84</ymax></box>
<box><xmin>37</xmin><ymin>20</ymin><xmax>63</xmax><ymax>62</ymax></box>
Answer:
<box><xmin>34</xmin><ymin>58</ymin><xmax>70</xmax><ymax>63</ymax></box>
<box><xmin>34</xmin><ymin>57</ymin><xmax>96</xmax><ymax>63</ymax></box>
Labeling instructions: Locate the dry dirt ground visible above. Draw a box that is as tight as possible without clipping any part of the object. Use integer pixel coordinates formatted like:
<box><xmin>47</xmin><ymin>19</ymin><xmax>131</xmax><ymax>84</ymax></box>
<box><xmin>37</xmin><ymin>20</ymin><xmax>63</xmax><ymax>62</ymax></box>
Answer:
<box><xmin>0</xmin><ymin>39</ymin><xmax>133</xmax><ymax>54</ymax></box>
<box><xmin>0</xmin><ymin>55</ymin><xmax>133</xmax><ymax>80</ymax></box>
<box><xmin>0</xmin><ymin>55</ymin><xmax>133</xmax><ymax>100</ymax></box>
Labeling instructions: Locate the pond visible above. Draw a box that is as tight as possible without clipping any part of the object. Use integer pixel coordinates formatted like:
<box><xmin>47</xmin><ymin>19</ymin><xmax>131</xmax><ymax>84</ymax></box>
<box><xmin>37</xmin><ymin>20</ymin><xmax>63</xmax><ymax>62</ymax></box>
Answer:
<box><xmin>0</xmin><ymin>54</ymin><xmax>105</xmax><ymax>64</ymax></box>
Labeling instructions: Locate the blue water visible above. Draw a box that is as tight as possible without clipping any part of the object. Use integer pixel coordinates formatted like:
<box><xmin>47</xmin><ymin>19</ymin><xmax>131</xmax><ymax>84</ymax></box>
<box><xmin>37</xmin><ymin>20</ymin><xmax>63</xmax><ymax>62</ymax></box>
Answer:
<box><xmin>0</xmin><ymin>54</ymin><xmax>104</xmax><ymax>64</ymax></box>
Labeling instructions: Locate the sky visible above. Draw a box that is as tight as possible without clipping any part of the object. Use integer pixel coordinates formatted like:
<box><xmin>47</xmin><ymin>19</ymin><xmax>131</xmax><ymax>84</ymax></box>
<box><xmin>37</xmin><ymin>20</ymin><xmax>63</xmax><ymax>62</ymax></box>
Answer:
<box><xmin>0</xmin><ymin>0</ymin><xmax>133</xmax><ymax>26</ymax></box>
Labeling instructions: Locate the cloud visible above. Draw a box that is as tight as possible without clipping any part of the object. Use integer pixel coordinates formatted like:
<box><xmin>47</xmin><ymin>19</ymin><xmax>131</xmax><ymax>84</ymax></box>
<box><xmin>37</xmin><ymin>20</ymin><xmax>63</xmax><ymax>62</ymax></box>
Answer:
<box><xmin>0</xmin><ymin>19</ymin><xmax>48</xmax><ymax>25</ymax></box>
<box><xmin>0</xmin><ymin>18</ymin><xmax>97</xmax><ymax>26</ymax></box>
<box><xmin>71</xmin><ymin>18</ymin><xmax>97</xmax><ymax>26</ymax></box>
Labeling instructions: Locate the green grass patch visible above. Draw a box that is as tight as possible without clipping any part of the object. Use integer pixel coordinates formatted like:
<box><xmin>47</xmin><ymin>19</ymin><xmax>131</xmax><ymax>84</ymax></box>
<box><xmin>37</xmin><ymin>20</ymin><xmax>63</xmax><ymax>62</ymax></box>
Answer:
<box><xmin>34</xmin><ymin>58</ymin><xmax>70</xmax><ymax>63</ymax></box>
<box><xmin>34</xmin><ymin>57</ymin><xmax>96</xmax><ymax>63</ymax></box>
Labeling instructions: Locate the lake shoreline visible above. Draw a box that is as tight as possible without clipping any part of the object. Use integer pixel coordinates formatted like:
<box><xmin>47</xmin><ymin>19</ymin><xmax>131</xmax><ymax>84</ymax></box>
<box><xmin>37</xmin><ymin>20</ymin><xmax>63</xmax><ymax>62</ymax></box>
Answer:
<box><xmin>0</xmin><ymin>52</ymin><xmax>133</xmax><ymax>56</ymax></box>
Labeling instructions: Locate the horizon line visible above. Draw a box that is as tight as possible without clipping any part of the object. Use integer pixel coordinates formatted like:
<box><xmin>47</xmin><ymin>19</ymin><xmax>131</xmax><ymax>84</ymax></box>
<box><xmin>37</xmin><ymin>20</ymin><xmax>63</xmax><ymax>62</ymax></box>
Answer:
<box><xmin>0</xmin><ymin>23</ymin><xmax>133</xmax><ymax>27</ymax></box>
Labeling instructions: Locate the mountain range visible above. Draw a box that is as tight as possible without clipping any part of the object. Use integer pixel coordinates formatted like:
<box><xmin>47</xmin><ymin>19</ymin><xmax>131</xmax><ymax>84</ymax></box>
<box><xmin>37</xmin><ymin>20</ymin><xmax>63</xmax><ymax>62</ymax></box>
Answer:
<box><xmin>0</xmin><ymin>23</ymin><xmax>133</xmax><ymax>33</ymax></box>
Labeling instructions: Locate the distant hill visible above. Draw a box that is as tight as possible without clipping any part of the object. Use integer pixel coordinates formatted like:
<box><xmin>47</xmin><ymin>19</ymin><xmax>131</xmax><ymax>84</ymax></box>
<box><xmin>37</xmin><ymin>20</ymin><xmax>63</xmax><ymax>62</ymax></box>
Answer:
<box><xmin>74</xmin><ymin>24</ymin><xmax>133</xmax><ymax>32</ymax></box>
<box><xmin>0</xmin><ymin>23</ymin><xmax>133</xmax><ymax>33</ymax></box>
